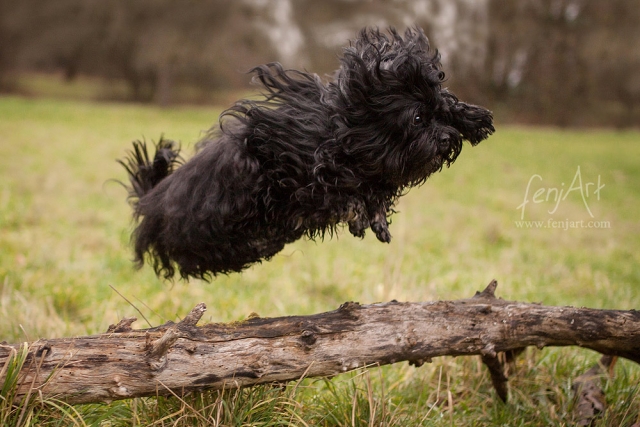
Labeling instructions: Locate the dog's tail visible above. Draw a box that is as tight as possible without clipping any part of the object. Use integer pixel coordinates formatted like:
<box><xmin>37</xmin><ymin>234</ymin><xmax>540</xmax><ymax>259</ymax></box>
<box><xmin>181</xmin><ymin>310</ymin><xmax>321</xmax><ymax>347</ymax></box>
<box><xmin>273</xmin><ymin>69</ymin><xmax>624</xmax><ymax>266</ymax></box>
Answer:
<box><xmin>118</xmin><ymin>138</ymin><xmax>182</xmax><ymax>206</ymax></box>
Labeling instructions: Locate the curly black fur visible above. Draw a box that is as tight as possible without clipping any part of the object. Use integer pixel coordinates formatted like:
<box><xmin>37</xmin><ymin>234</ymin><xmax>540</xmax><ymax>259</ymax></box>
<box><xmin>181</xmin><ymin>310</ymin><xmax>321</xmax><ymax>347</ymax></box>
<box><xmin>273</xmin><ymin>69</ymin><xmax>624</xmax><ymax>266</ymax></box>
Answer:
<box><xmin>119</xmin><ymin>27</ymin><xmax>494</xmax><ymax>280</ymax></box>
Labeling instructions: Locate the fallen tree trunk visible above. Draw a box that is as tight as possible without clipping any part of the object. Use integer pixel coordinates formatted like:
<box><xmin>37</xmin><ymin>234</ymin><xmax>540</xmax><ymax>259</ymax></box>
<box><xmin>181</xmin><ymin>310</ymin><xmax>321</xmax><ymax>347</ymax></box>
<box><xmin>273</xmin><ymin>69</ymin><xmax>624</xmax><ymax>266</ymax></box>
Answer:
<box><xmin>1</xmin><ymin>281</ymin><xmax>639</xmax><ymax>405</ymax></box>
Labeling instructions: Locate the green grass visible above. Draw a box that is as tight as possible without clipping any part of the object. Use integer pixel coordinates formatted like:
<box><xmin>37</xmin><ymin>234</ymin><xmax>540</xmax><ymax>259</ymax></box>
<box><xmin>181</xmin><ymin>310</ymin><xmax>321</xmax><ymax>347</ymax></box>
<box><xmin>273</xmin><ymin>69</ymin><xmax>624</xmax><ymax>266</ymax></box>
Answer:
<box><xmin>0</xmin><ymin>95</ymin><xmax>639</xmax><ymax>425</ymax></box>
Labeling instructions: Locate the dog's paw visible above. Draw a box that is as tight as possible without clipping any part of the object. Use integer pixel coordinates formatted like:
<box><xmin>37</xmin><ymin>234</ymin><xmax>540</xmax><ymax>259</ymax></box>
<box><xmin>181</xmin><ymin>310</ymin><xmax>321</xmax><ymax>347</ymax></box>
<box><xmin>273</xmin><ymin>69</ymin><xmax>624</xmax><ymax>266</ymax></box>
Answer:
<box><xmin>344</xmin><ymin>199</ymin><xmax>369</xmax><ymax>238</ymax></box>
<box><xmin>369</xmin><ymin>210</ymin><xmax>392</xmax><ymax>243</ymax></box>
<box><xmin>371</xmin><ymin>222</ymin><xmax>392</xmax><ymax>243</ymax></box>
<box><xmin>348</xmin><ymin>219</ymin><xmax>368</xmax><ymax>238</ymax></box>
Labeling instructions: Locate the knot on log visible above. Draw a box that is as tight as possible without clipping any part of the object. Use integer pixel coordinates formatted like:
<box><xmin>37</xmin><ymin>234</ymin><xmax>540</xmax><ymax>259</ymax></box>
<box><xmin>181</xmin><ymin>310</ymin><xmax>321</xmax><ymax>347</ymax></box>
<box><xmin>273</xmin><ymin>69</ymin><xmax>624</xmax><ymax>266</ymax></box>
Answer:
<box><xmin>404</xmin><ymin>328</ymin><xmax>419</xmax><ymax>349</ymax></box>
<box><xmin>109</xmin><ymin>375</ymin><xmax>133</xmax><ymax>399</ymax></box>
<box><xmin>145</xmin><ymin>328</ymin><xmax>180</xmax><ymax>371</ymax></box>
<box><xmin>339</xmin><ymin>358</ymin><xmax>363</xmax><ymax>372</ymax></box>
<box><xmin>107</xmin><ymin>317</ymin><xmax>137</xmax><ymax>333</ymax></box>
<box><xmin>300</xmin><ymin>330</ymin><xmax>317</xmax><ymax>346</ymax></box>
<box><xmin>144</xmin><ymin>303</ymin><xmax>207</xmax><ymax>371</ymax></box>
<box><xmin>35</xmin><ymin>342</ymin><xmax>52</xmax><ymax>358</ymax></box>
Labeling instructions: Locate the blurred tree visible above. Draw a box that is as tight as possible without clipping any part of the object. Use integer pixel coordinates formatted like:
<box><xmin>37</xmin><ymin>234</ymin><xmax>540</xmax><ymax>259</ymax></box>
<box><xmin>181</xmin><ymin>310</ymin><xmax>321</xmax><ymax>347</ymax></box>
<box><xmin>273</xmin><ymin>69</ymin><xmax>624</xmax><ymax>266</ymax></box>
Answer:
<box><xmin>1</xmin><ymin>0</ymin><xmax>277</xmax><ymax>104</ymax></box>
<box><xmin>0</xmin><ymin>0</ymin><xmax>637</xmax><ymax>126</ymax></box>
<box><xmin>0</xmin><ymin>0</ymin><xmax>20</xmax><ymax>90</ymax></box>
<box><xmin>484</xmin><ymin>0</ymin><xmax>640</xmax><ymax>126</ymax></box>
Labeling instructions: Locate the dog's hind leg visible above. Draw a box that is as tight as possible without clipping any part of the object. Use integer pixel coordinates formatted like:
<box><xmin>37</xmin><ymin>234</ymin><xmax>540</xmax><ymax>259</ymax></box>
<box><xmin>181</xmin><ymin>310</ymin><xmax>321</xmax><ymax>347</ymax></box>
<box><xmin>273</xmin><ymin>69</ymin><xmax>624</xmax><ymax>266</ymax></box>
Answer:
<box><xmin>343</xmin><ymin>199</ymin><xmax>370</xmax><ymax>238</ymax></box>
<box><xmin>348</xmin><ymin>215</ymin><xmax>370</xmax><ymax>238</ymax></box>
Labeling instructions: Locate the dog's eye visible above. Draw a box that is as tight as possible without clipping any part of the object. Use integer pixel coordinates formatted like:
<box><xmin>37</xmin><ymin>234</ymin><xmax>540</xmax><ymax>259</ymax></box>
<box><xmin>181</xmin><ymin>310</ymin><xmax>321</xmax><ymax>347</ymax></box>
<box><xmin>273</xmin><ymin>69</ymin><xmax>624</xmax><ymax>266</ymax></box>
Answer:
<box><xmin>412</xmin><ymin>112</ymin><xmax>423</xmax><ymax>126</ymax></box>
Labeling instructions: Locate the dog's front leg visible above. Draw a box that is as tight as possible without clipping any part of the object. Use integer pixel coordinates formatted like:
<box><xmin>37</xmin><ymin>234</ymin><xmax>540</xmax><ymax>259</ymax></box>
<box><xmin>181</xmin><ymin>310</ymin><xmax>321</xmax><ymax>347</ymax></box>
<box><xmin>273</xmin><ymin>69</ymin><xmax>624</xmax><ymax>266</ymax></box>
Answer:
<box><xmin>369</xmin><ymin>206</ymin><xmax>391</xmax><ymax>243</ymax></box>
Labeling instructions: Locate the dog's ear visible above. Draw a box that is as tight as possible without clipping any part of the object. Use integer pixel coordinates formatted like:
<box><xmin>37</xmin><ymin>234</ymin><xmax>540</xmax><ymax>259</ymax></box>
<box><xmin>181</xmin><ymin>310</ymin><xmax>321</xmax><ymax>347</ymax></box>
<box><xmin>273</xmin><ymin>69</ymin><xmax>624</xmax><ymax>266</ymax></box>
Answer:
<box><xmin>450</xmin><ymin>102</ymin><xmax>495</xmax><ymax>145</ymax></box>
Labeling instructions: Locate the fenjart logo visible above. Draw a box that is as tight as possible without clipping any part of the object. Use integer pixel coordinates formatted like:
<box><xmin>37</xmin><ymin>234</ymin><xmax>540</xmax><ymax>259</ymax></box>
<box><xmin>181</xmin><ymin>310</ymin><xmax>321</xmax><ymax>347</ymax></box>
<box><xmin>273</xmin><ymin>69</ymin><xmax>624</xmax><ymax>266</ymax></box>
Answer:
<box><xmin>515</xmin><ymin>166</ymin><xmax>609</xmax><ymax>229</ymax></box>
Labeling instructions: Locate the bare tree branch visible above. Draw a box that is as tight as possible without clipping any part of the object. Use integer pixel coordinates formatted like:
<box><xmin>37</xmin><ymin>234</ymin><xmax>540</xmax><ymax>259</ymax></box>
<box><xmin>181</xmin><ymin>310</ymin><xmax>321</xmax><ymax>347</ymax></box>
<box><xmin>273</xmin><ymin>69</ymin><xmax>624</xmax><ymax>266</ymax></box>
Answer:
<box><xmin>1</xmin><ymin>281</ymin><xmax>638</xmax><ymax>405</ymax></box>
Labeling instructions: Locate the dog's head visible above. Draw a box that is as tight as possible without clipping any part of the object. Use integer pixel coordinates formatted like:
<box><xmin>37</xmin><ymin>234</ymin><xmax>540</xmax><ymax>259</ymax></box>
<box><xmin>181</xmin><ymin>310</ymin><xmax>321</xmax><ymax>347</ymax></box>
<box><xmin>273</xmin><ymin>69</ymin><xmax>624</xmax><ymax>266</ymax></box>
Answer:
<box><xmin>332</xmin><ymin>28</ymin><xmax>494</xmax><ymax>188</ymax></box>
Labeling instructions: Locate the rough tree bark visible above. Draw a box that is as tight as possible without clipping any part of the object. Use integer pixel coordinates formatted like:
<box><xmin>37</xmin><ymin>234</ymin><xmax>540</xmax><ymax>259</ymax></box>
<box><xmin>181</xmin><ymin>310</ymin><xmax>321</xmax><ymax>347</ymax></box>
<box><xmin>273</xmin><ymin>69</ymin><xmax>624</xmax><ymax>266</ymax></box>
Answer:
<box><xmin>1</xmin><ymin>281</ymin><xmax>639</xmax><ymax>405</ymax></box>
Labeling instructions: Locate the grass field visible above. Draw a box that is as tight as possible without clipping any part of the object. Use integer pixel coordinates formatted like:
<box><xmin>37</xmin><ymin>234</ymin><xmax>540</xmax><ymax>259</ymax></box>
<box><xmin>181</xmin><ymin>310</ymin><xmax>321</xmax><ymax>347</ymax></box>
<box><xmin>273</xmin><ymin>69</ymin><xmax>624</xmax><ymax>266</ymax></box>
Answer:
<box><xmin>0</xmin><ymin>94</ymin><xmax>639</xmax><ymax>425</ymax></box>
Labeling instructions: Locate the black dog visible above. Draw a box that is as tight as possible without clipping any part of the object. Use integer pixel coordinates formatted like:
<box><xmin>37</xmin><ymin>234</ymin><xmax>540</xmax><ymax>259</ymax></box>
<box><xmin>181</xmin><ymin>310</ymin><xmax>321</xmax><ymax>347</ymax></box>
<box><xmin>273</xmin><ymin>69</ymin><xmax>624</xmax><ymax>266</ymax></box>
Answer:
<box><xmin>119</xmin><ymin>27</ymin><xmax>494</xmax><ymax>280</ymax></box>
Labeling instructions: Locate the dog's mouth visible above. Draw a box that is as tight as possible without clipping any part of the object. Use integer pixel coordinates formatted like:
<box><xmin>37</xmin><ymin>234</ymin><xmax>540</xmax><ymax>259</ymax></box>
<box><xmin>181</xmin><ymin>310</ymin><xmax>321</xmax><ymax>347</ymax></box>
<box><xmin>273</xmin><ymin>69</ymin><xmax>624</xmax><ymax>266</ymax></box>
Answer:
<box><xmin>393</xmin><ymin>124</ymin><xmax>470</xmax><ymax>187</ymax></box>
<box><xmin>396</xmin><ymin>149</ymin><xmax>447</xmax><ymax>187</ymax></box>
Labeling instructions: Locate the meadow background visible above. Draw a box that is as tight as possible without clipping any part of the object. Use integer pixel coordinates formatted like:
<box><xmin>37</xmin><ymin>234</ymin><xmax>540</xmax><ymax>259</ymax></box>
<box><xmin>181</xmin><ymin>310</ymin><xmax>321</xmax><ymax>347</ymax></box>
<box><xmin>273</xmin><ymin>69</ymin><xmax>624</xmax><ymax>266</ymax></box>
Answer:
<box><xmin>0</xmin><ymin>79</ymin><xmax>639</xmax><ymax>425</ymax></box>
<box><xmin>2</xmin><ymin>2</ymin><xmax>639</xmax><ymax>424</ymax></box>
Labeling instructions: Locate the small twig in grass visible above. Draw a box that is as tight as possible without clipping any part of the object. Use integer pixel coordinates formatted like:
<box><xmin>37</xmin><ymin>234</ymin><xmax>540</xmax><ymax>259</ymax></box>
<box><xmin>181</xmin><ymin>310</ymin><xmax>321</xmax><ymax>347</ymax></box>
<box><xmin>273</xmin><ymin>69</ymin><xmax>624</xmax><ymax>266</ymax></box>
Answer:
<box><xmin>350</xmin><ymin>383</ymin><xmax>357</xmax><ymax>427</ymax></box>
<box><xmin>109</xmin><ymin>285</ymin><xmax>152</xmax><ymax>328</ymax></box>
<box><xmin>289</xmin><ymin>362</ymin><xmax>315</xmax><ymax>397</ymax></box>
<box><xmin>18</xmin><ymin>324</ymin><xmax>30</xmax><ymax>343</ymax></box>
<box><xmin>132</xmin><ymin>295</ymin><xmax>165</xmax><ymax>325</ymax></box>
<box><xmin>447</xmin><ymin>372</ymin><xmax>454</xmax><ymax>425</ymax></box>
<box><xmin>156</xmin><ymin>379</ymin><xmax>209</xmax><ymax>425</ymax></box>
